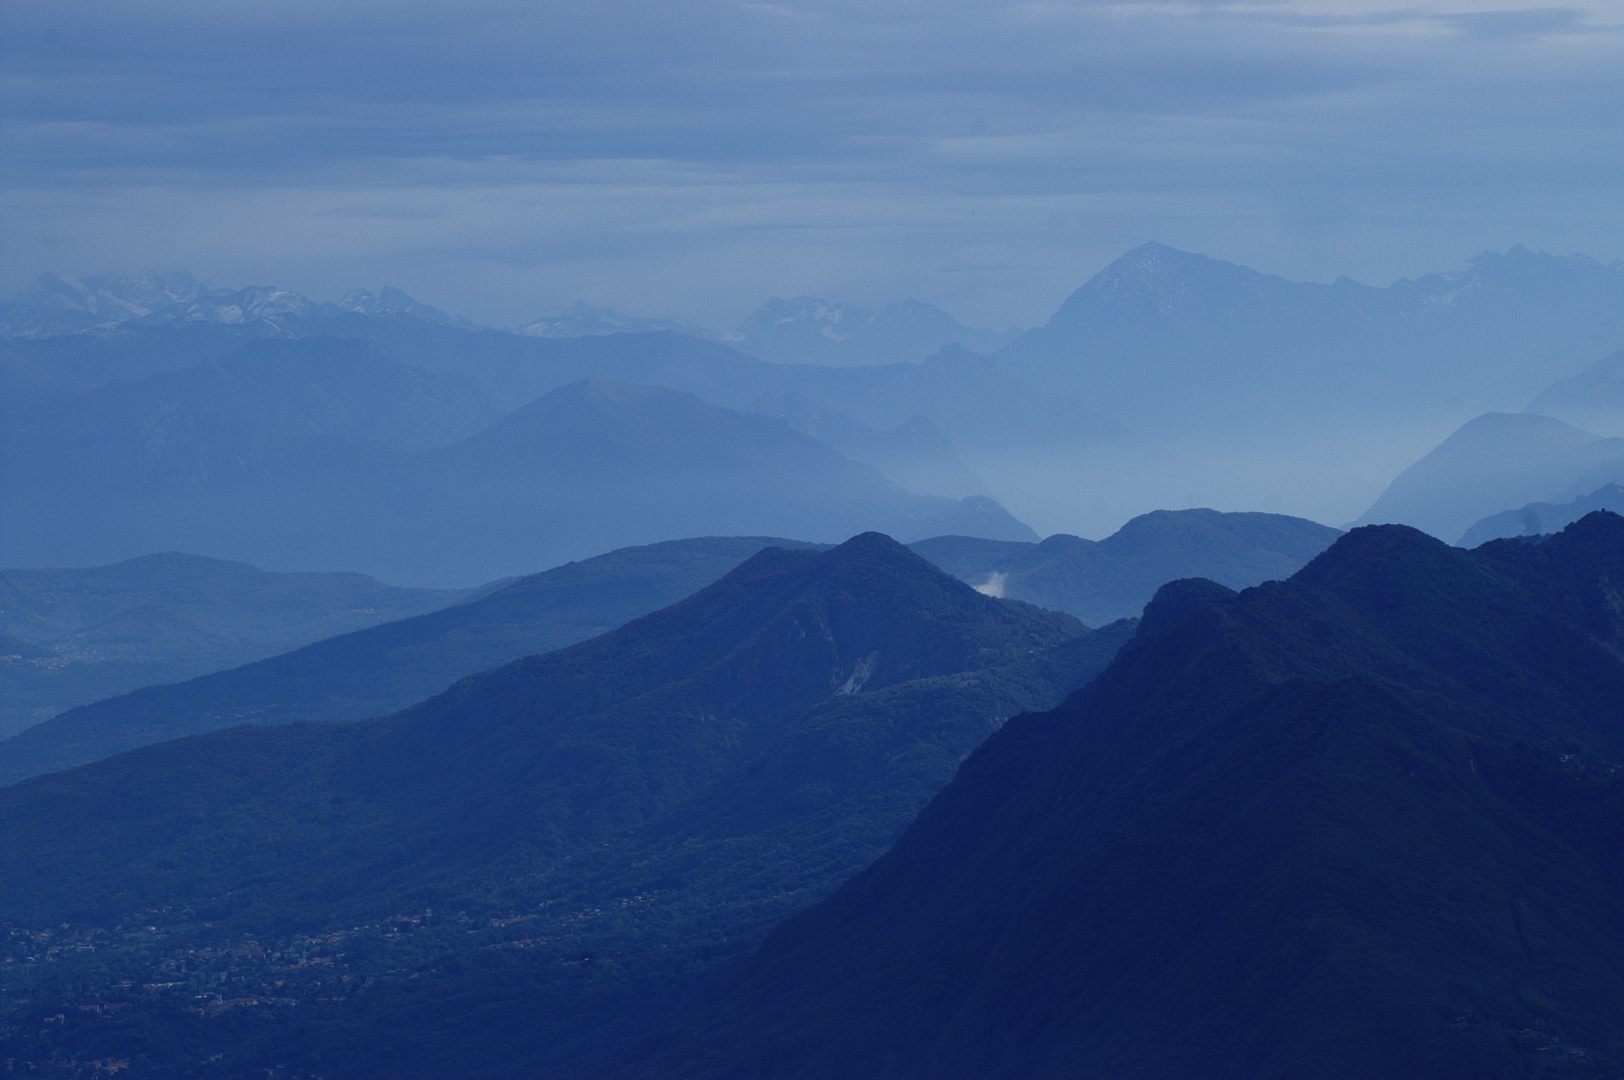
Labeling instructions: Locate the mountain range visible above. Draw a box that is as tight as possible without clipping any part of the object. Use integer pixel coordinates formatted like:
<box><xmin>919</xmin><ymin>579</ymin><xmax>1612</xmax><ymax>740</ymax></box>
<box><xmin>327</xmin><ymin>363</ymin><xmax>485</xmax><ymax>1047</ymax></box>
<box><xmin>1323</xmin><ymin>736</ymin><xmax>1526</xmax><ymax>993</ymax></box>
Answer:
<box><xmin>618</xmin><ymin>513</ymin><xmax>1624</xmax><ymax>1080</ymax></box>
<box><xmin>999</xmin><ymin>243</ymin><xmax>1624</xmax><ymax>441</ymax></box>
<box><xmin>5</xmin><ymin>274</ymin><xmax>1018</xmax><ymax>370</ymax></box>
<box><xmin>0</xmin><ymin>508</ymin><xmax>1337</xmax><ymax>786</ymax></box>
<box><xmin>2</xmin><ymin>363</ymin><xmax>1034</xmax><ymax>583</ymax></box>
<box><xmin>10</xmin><ymin>242</ymin><xmax>1624</xmax><ymax>552</ymax></box>
<box><xmin>0</xmin><ymin>272</ymin><xmax>479</xmax><ymax>338</ymax></box>
<box><xmin>0</xmin><ymin>536</ymin><xmax>1129</xmax><ymax>1076</ymax></box>
<box><xmin>0</xmin><ymin>536</ymin><xmax>819</xmax><ymax>785</ymax></box>
<box><xmin>9</xmin><ymin>516</ymin><xmax>1621</xmax><ymax>1078</ymax></box>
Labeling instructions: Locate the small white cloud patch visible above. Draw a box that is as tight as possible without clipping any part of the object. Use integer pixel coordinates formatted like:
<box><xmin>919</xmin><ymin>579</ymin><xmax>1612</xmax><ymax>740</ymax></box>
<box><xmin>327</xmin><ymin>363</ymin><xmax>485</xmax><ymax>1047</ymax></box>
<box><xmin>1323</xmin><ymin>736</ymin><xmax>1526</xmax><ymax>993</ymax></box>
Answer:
<box><xmin>975</xmin><ymin>571</ymin><xmax>1008</xmax><ymax>599</ymax></box>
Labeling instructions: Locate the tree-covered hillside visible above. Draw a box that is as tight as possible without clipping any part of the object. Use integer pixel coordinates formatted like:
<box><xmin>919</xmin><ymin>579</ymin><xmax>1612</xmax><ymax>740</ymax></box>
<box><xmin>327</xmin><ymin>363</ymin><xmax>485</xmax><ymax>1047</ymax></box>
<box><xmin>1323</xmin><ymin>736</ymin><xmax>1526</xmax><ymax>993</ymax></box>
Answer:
<box><xmin>633</xmin><ymin>514</ymin><xmax>1624</xmax><ymax>1080</ymax></box>
<box><xmin>0</xmin><ymin>536</ymin><xmax>820</xmax><ymax>785</ymax></box>
<box><xmin>0</xmin><ymin>535</ymin><xmax>1130</xmax><ymax>1078</ymax></box>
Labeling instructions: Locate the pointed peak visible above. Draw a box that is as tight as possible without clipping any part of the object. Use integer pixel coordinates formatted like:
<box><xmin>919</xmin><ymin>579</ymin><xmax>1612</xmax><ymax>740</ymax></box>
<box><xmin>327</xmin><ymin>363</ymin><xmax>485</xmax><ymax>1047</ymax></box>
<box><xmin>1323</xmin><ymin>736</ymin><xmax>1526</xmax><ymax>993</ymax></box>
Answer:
<box><xmin>1103</xmin><ymin>242</ymin><xmax>1218</xmax><ymax>276</ymax></box>
<box><xmin>1043</xmin><ymin>244</ymin><xmax>1281</xmax><ymax>322</ymax></box>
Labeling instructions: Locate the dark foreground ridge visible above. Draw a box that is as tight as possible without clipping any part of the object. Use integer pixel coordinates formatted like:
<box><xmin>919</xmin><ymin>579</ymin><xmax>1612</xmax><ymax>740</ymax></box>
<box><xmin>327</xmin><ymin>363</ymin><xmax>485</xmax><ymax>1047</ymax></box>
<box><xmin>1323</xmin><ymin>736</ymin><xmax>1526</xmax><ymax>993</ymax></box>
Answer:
<box><xmin>622</xmin><ymin>513</ymin><xmax>1624</xmax><ymax>1079</ymax></box>
<box><xmin>0</xmin><ymin>533</ymin><xmax>1131</xmax><ymax>1076</ymax></box>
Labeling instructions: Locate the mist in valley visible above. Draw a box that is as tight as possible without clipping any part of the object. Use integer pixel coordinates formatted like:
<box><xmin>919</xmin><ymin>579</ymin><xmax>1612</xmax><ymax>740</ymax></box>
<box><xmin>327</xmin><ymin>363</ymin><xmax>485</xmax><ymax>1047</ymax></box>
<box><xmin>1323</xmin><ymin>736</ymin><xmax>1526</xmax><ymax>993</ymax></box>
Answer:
<box><xmin>4</xmin><ymin>1</ymin><xmax>1624</xmax><ymax>1077</ymax></box>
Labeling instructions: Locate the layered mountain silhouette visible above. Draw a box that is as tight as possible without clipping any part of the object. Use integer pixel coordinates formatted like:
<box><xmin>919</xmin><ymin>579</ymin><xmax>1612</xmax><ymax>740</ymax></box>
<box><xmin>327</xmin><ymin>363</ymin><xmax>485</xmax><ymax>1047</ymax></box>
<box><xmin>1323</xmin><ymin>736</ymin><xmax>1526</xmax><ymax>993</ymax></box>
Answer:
<box><xmin>0</xmin><ymin>536</ymin><xmax>1132</xmax><ymax>1076</ymax></box>
<box><xmin>912</xmin><ymin>508</ymin><xmax>1341</xmax><ymax>624</ymax></box>
<box><xmin>0</xmin><ymin>553</ymin><xmax>469</xmax><ymax>740</ymax></box>
<box><xmin>998</xmin><ymin>243</ymin><xmax>1624</xmax><ymax>440</ymax></box>
<box><xmin>1531</xmin><ymin>347</ymin><xmax>1624</xmax><ymax>437</ymax></box>
<box><xmin>2</xmin><ymin>367</ymin><xmax>1034</xmax><ymax>582</ymax></box>
<box><xmin>0</xmin><ymin>319</ymin><xmax>276</xmax><ymax>394</ymax></box>
<box><xmin>0</xmin><ymin>537</ymin><xmax>821</xmax><ymax>785</ymax></box>
<box><xmin>1</xmin><ymin>335</ymin><xmax>501</xmax><ymax>571</ymax></box>
<box><xmin>629</xmin><ymin>513</ymin><xmax>1624</xmax><ymax>1080</ymax></box>
<box><xmin>11</xmin><ymin>244</ymin><xmax>1624</xmax><ymax>565</ymax></box>
<box><xmin>1459</xmin><ymin>483</ymin><xmax>1624</xmax><ymax>548</ymax></box>
<box><xmin>0</xmin><ymin>512</ymin><xmax>1331</xmax><ymax>786</ymax></box>
<box><xmin>0</xmin><ymin>535</ymin><xmax>1090</xmax><ymax>925</ymax></box>
<box><xmin>744</xmin><ymin>391</ymin><xmax>985</xmax><ymax>499</ymax></box>
<box><xmin>360</xmin><ymin>379</ymin><xmax>1034</xmax><ymax>581</ymax></box>
<box><xmin>1354</xmin><ymin>412</ymin><xmax>1624</xmax><ymax>542</ymax></box>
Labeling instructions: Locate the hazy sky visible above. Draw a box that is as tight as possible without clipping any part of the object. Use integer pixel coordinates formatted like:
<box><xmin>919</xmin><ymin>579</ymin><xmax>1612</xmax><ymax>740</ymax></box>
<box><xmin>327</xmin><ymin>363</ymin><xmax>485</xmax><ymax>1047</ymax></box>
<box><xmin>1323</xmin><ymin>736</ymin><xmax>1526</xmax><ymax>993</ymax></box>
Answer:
<box><xmin>3</xmin><ymin>0</ymin><xmax>1621</xmax><ymax>329</ymax></box>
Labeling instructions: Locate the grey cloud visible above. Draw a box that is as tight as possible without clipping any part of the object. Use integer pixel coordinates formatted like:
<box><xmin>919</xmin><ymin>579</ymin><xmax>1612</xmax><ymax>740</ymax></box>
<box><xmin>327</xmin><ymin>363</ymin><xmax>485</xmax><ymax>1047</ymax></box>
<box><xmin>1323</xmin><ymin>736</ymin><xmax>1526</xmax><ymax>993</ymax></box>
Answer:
<box><xmin>1438</xmin><ymin>7</ymin><xmax>1586</xmax><ymax>39</ymax></box>
<box><xmin>1</xmin><ymin>0</ymin><xmax>1620</xmax><ymax>325</ymax></box>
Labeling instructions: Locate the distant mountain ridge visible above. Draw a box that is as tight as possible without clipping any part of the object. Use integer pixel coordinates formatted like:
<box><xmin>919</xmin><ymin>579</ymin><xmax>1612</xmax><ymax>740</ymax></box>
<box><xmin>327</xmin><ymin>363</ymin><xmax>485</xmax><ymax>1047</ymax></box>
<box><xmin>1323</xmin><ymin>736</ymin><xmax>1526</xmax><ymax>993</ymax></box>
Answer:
<box><xmin>0</xmin><ymin>272</ymin><xmax>479</xmax><ymax>337</ymax></box>
<box><xmin>2</xmin><ymin>368</ymin><xmax>1038</xmax><ymax>583</ymax></box>
<box><xmin>10</xmin><ymin>242</ymin><xmax>1624</xmax><ymax>542</ymax></box>
<box><xmin>516</xmin><ymin>294</ymin><xmax>1022</xmax><ymax>367</ymax></box>
<box><xmin>1459</xmin><ymin>483</ymin><xmax>1624</xmax><ymax>548</ymax></box>
<box><xmin>0</xmin><ymin>553</ymin><xmax>470</xmax><ymax>740</ymax></box>
<box><xmin>1354</xmin><ymin>412</ymin><xmax>1624</xmax><ymax>541</ymax></box>
<box><xmin>997</xmin><ymin>242</ymin><xmax>1624</xmax><ymax>440</ymax></box>
<box><xmin>911</xmin><ymin>509</ymin><xmax>1342</xmax><ymax>624</ymax></box>
<box><xmin>6</xmin><ymin>274</ymin><xmax>1016</xmax><ymax>372</ymax></box>
<box><xmin>515</xmin><ymin>300</ymin><xmax>716</xmax><ymax>339</ymax></box>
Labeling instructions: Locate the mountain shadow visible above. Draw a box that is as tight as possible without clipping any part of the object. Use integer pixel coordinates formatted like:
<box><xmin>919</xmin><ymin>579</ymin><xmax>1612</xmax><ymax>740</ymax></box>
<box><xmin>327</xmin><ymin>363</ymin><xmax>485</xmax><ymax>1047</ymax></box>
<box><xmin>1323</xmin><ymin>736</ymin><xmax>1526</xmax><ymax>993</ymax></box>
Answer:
<box><xmin>622</xmin><ymin>513</ymin><xmax>1624</xmax><ymax>1080</ymax></box>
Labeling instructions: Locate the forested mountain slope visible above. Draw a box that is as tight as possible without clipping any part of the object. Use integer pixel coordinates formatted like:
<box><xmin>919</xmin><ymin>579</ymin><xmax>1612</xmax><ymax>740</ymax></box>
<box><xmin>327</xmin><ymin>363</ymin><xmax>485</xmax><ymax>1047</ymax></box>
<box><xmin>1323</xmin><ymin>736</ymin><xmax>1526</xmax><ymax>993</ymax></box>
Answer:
<box><xmin>0</xmin><ymin>537</ymin><xmax>819</xmax><ymax>786</ymax></box>
<box><xmin>631</xmin><ymin>513</ymin><xmax>1624</xmax><ymax>1080</ymax></box>
<box><xmin>0</xmin><ymin>537</ymin><xmax>1134</xmax><ymax>1078</ymax></box>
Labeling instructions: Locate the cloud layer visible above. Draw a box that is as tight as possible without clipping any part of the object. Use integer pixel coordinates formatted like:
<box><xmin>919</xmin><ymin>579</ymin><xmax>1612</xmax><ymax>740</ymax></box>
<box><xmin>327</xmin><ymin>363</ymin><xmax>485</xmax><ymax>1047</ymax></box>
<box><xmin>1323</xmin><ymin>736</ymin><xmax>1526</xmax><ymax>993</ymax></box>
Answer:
<box><xmin>3</xmin><ymin>0</ymin><xmax>1621</xmax><ymax>325</ymax></box>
